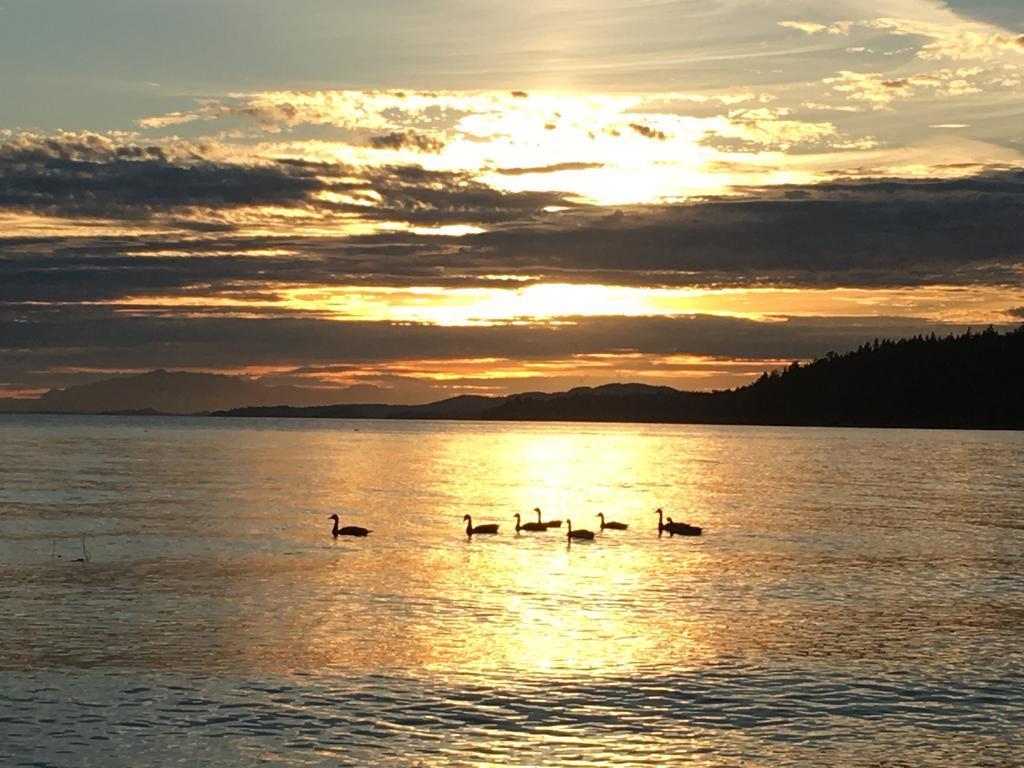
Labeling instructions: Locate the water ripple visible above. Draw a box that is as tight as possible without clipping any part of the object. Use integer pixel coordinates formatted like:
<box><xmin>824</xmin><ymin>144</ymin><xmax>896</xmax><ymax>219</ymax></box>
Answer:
<box><xmin>1</xmin><ymin>416</ymin><xmax>1022</xmax><ymax>766</ymax></box>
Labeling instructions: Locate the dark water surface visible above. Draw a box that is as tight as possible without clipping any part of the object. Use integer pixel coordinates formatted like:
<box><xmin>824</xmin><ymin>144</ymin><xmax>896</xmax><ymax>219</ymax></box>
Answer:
<box><xmin>1</xmin><ymin>415</ymin><xmax>1022</xmax><ymax>766</ymax></box>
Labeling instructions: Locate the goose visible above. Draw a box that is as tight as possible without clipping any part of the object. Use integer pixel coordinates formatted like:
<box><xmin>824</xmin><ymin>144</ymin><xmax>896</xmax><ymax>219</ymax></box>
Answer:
<box><xmin>534</xmin><ymin>507</ymin><xmax>562</xmax><ymax>529</ymax></box>
<box><xmin>566</xmin><ymin>519</ymin><xmax>595</xmax><ymax>541</ymax></box>
<box><xmin>329</xmin><ymin>514</ymin><xmax>371</xmax><ymax>537</ymax></box>
<box><xmin>597</xmin><ymin>513</ymin><xmax>628</xmax><ymax>531</ymax></box>
<box><xmin>655</xmin><ymin>508</ymin><xmax>702</xmax><ymax>537</ymax></box>
<box><xmin>655</xmin><ymin>508</ymin><xmax>667</xmax><ymax>535</ymax></box>
<box><xmin>666</xmin><ymin>517</ymin><xmax>702</xmax><ymax>536</ymax></box>
<box><xmin>464</xmin><ymin>514</ymin><xmax>500</xmax><ymax>536</ymax></box>
<box><xmin>514</xmin><ymin>513</ymin><xmax>548</xmax><ymax>533</ymax></box>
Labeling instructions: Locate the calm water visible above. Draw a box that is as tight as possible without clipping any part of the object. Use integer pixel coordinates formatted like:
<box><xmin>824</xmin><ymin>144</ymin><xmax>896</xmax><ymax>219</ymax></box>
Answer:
<box><xmin>1</xmin><ymin>415</ymin><xmax>1022</xmax><ymax>766</ymax></box>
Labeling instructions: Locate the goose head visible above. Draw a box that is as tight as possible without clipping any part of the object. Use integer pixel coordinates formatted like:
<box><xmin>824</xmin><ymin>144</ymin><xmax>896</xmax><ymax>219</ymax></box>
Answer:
<box><xmin>462</xmin><ymin>514</ymin><xmax>472</xmax><ymax>522</ymax></box>
<box><xmin>328</xmin><ymin>514</ymin><xmax>339</xmax><ymax>521</ymax></box>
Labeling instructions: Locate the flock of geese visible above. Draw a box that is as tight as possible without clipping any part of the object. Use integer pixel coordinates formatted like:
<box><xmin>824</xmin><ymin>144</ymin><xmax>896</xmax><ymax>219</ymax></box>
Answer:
<box><xmin>329</xmin><ymin>507</ymin><xmax>702</xmax><ymax>541</ymax></box>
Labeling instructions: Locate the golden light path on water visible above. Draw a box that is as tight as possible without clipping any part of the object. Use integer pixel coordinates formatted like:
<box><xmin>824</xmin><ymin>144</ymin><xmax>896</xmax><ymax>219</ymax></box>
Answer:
<box><xmin>120</xmin><ymin>424</ymin><xmax>721</xmax><ymax>678</ymax></box>
<box><xmin>249</xmin><ymin>425</ymin><xmax>731</xmax><ymax>678</ymax></box>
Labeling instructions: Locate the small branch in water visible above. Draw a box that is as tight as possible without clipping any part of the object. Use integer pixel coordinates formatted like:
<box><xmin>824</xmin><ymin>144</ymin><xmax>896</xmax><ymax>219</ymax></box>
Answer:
<box><xmin>68</xmin><ymin>533</ymin><xmax>90</xmax><ymax>563</ymax></box>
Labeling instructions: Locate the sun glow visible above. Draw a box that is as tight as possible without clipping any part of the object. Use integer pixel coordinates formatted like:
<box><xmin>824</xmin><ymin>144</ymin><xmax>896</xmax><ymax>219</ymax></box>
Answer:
<box><xmin>80</xmin><ymin>282</ymin><xmax>1024</xmax><ymax>327</ymax></box>
<box><xmin>272</xmin><ymin>283</ymin><xmax>709</xmax><ymax>324</ymax></box>
<box><xmin>235</xmin><ymin>89</ymin><xmax>851</xmax><ymax>208</ymax></box>
<box><xmin>271</xmin><ymin>282</ymin><xmax>1024</xmax><ymax>326</ymax></box>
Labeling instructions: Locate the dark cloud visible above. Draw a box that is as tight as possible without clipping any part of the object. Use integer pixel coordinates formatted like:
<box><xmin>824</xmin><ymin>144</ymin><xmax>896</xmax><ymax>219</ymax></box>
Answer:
<box><xmin>463</xmin><ymin>170</ymin><xmax>1024</xmax><ymax>287</ymax></box>
<box><xmin>0</xmin><ymin>306</ymin><xmax>994</xmax><ymax>391</ymax></box>
<box><xmin>495</xmin><ymin>162</ymin><xmax>604</xmax><ymax>175</ymax></box>
<box><xmin>796</xmin><ymin>170</ymin><xmax>1024</xmax><ymax>197</ymax></box>
<box><xmin>629</xmin><ymin>123</ymin><xmax>667</xmax><ymax>141</ymax></box>
<box><xmin>0</xmin><ymin>134</ymin><xmax>322</xmax><ymax>218</ymax></box>
<box><xmin>7</xmin><ymin>137</ymin><xmax>1020</xmax><ymax>280</ymax></box>
<box><xmin>2</xmin><ymin>168</ymin><xmax>1023</xmax><ymax>310</ymax></box>
<box><xmin>510</xmin><ymin>91</ymin><xmax>529</xmax><ymax>98</ymax></box>
<box><xmin>316</xmin><ymin>165</ymin><xmax>574</xmax><ymax>226</ymax></box>
<box><xmin>1007</xmin><ymin>307</ymin><xmax>1024</xmax><ymax>319</ymax></box>
<box><xmin>2</xmin><ymin>133</ymin><xmax>1022</xmax><ymax>381</ymax></box>
<box><xmin>369</xmin><ymin>131</ymin><xmax>446</xmax><ymax>153</ymax></box>
<box><xmin>0</xmin><ymin>134</ymin><xmax>573</xmax><ymax>226</ymax></box>
<box><xmin>188</xmin><ymin>100</ymin><xmax>302</xmax><ymax>131</ymax></box>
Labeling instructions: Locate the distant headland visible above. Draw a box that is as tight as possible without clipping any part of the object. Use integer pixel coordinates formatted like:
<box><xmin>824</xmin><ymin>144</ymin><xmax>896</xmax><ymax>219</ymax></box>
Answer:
<box><xmin>3</xmin><ymin>327</ymin><xmax>1022</xmax><ymax>430</ymax></box>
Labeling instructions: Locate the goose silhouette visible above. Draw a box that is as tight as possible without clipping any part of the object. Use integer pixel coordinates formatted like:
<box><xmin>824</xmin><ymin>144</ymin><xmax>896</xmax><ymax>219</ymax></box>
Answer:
<box><xmin>514</xmin><ymin>513</ymin><xmax>548</xmax><ymax>533</ymax></box>
<box><xmin>534</xmin><ymin>507</ymin><xmax>562</xmax><ymax>529</ymax></box>
<box><xmin>464</xmin><ymin>514</ymin><xmax>500</xmax><ymax>537</ymax></box>
<box><xmin>566</xmin><ymin>519</ymin><xmax>595</xmax><ymax>541</ymax></box>
<box><xmin>655</xmin><ymin>508</ymin><xmax>702</xmax><ymax>537</ymax></box>
<box><xmin>329</xmin><ymin>513</ymin><xmax>371</xmax><ymax>537</ymax></box>
<box><xmin>597</xmin><ymin>512</ymin><xmax>628</xmax><ymax>530</ymax></box>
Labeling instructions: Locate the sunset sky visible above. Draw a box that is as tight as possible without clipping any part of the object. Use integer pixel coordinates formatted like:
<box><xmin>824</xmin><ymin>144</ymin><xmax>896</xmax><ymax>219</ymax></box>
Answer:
<box><xmin>2</xmin><ymin>0</ymin><xmax>1022</xmax><ymax>402</ymax></box>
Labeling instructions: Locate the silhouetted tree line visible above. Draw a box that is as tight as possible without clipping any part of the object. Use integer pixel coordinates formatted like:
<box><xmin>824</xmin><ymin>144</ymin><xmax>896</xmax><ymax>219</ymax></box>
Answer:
<box><xmin>216</xmin><ymin>327</ymin><xmax>1024</xmax><ymax>429</ymax></box>
<box><xmin>481</xmin><ymin>326</ymin><xmax>1024</xmax><ymax>429</ymax></box>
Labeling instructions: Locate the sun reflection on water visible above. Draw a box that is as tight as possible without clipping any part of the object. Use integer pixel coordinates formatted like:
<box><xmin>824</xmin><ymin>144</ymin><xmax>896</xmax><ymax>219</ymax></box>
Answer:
<box><xmin>278</xmin><ymin>424</ymin><xmax>718</xmax><ymax>678</ymax></box>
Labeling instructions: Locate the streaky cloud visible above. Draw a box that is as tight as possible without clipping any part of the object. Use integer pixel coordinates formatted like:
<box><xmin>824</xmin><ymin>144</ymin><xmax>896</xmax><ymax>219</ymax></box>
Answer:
<box><xmin>369</xmin><ymin>131</ymin><xmax>446</xmax><ymax>153</ymax></box>
<box><xmin>495</xmin><ymin>162</ymin><xmax>605</xmax><ymax>176</ymax></box>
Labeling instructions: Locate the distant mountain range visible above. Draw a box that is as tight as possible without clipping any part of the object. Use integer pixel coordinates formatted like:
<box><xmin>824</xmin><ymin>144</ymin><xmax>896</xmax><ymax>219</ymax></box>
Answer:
<box><xmin>205</xmin><ymin>327</ymin><xmax>1024</xmax><ymax>429</ymax></box>
<box><xmin>3</xmin><ymin>327</ymin><xmax>1022</xmax><ymax>429</ymax></box>
<box><xmin>0</xmin><ymin>369</ymin><xmax>354</xmax><ymax>415</ymax></box>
